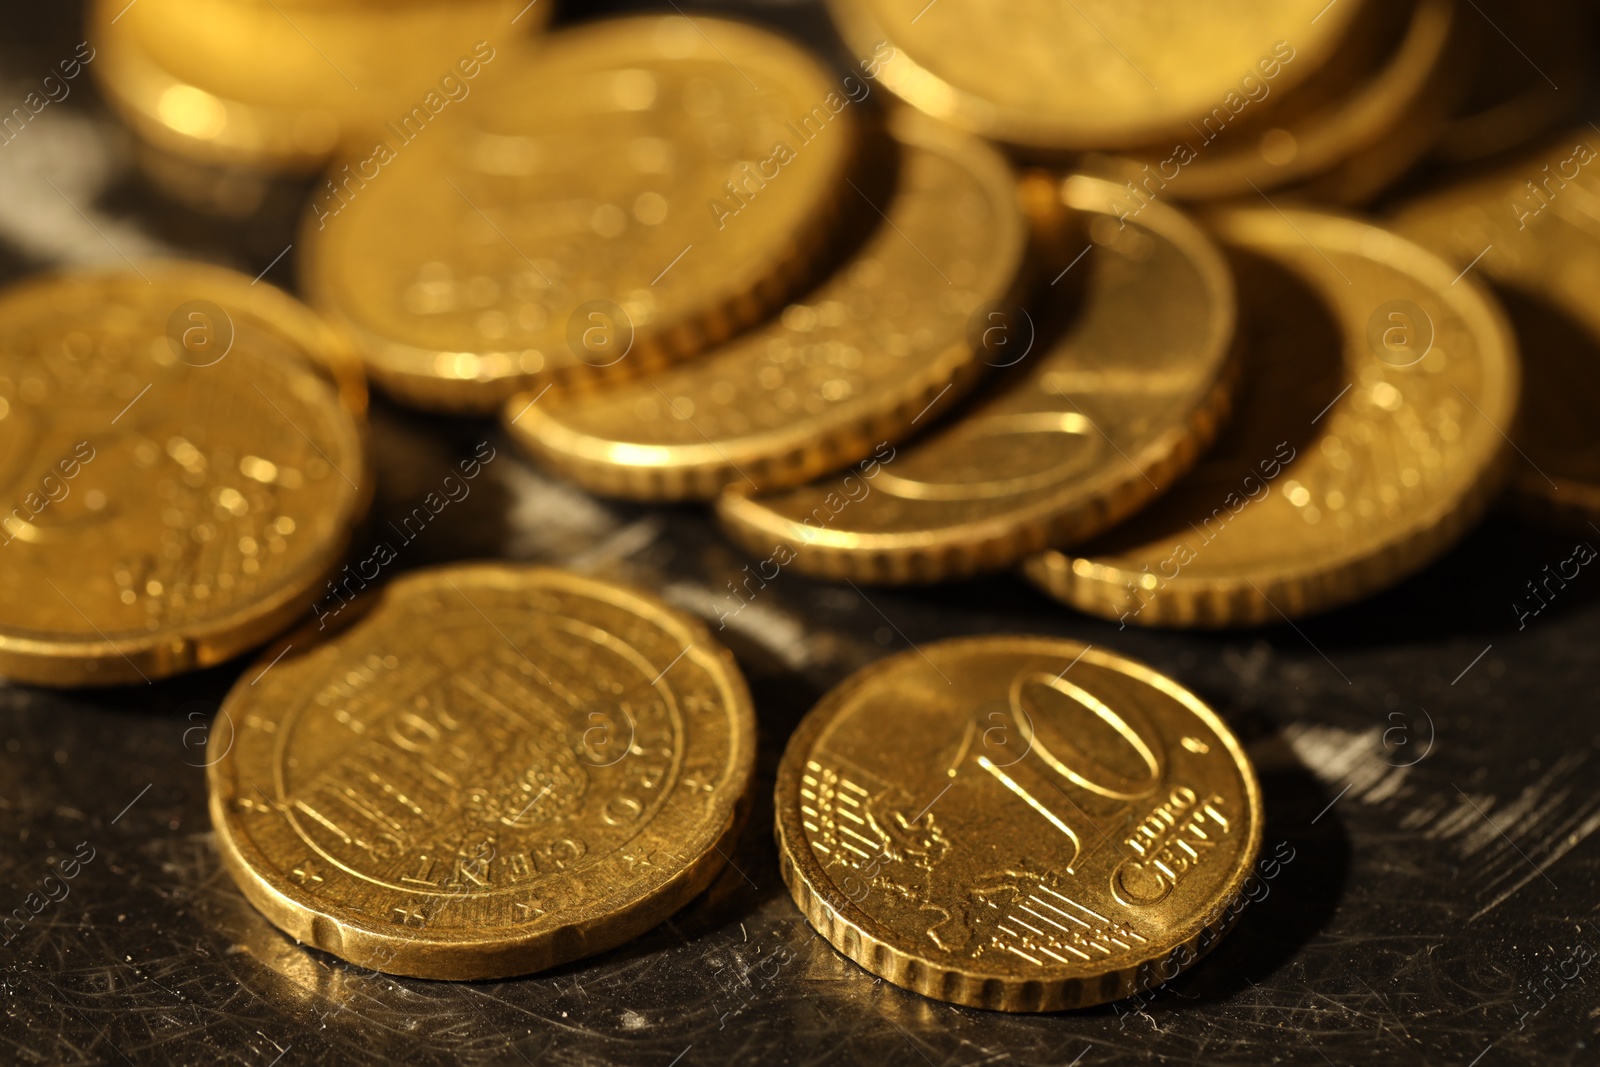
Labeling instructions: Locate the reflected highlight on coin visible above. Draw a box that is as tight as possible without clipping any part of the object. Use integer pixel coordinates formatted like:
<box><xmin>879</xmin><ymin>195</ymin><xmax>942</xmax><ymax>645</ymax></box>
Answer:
<box><xmin>208</xmin><ymin>563</ymin><xmax>756</xmax><ymax>980</ymax></box>
<box><xmin>775</xmin><ymin>635</ymin><xmax>1262</xmax><ymax>1011</ymax></box>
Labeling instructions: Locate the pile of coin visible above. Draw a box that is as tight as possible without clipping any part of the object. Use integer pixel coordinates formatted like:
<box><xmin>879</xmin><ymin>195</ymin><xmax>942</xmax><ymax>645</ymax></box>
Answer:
<box><xmin>1</xmin><ymin>0</ymin><xmax>1594</xmax><ymax>1012</ymax></box>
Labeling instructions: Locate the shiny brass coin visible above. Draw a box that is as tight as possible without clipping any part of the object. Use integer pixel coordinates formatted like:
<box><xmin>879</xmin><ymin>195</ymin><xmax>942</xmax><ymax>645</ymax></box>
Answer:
<box><xmin>1112</xmin><ymin>0</ymin><xmax>1460</xmax><ymax>203</ymax></box>
<box><xmin>0</xmin><ymin>263</ymin><xmax>367</xmax><ymax>686</ymax></box>
<box><xmin>91</xmin><ymin>0</ymin><xmax>532</xmax><ymax>172</ymax></box>
<box><xmin>1394</xmin><ymin>136</ymin><xmax>1600</xmax><ymax>524</ymax></box>
<box><xmin>303</xmin><ymin>15</ymin><xmax>861</xmax><ymax>414</ymax></box>
<box><xmin>1026</xmin><ymin>208</ymin><xmax>1519</xmax><ymax>626</ymax></box>
<box><xmin>715</xmin><ymin>173</ymin><xmax>1236</xmax><ymax>583</ymax></box>
<box><xmin>827</xmin><ymin>0</ymin><xmax>1366</xmax><ymax>153</ymax></box>
<box><xmin>208</xmin><ymin>563</ymin><xmax>757</xmax><ymax>980</ymax></box>
<box><xmin>504</xmin><ymin>112</ymin><xmax>1027</xmax><ymax>501</ymax></box>
<box><xmin>776</xmin><ymin>635</ymin><xmax>1262</xmax><ymax>1012</ymax></box>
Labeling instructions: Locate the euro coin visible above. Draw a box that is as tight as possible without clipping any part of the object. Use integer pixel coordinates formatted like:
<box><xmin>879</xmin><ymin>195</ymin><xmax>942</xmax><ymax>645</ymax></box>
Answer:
<box><xmin>775</xmin><ymin>635</ymin><xmax>1262</xmax><ymax>1011</ymax></box>
<box><xmin>1394</xmin><ymin>134</ymin><xmax>1600</xmax><ymax>524</ymax></box>
<box><xmin>826</xmin><ymin>0</ymin><xmax>1367</xmax><ymax>152</ymax></box>
<box><xmin>715</xmin><ymin>173</ymin><xmax>1236</xmax><ymax>583</ymax></box>
<box><xmin>208</xmin><ymin>563</ymin><xmax>757</xmax><ymax>980</ymax></box>
<box><xmin>504</xmin><ymin>111</ymin><xmax>1027</xmax><ymax>501</ymax></box>
<box><xmin>1026</xmin><ymin>208</ymin><xmax>1519</xmax><ymax>626</ymax></box>
<box><xmin>91</xmin><ymin>0</ymin><xmax>533</xmax><ymax>173</ymax></box>
<box><xmin>0</xmin><ymin>263</ymin><xmax>367</xmax><ymax>686</ymax></box>
<box><xmin>303</xmin><ymin>15</ymin><xmax>862</xmax><ymax>413</ymax></box>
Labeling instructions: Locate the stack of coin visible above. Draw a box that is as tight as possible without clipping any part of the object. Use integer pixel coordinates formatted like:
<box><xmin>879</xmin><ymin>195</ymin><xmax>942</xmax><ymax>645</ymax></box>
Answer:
<box><xmin>827</xmin><ymin>0</ymin><xmax>1468</xmax><ymax>203</ymax></box>
<box><xmin>91</xmin><ymin>0</ymin><xmax>543</xmax><ymax>213</ymax></box>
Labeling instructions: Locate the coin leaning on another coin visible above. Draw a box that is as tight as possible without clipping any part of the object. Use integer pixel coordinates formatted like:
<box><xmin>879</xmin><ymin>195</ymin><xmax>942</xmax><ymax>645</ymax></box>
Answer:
<box><xmin>775</xmin><ymin>635</ymin><xmax>1263</xmax><ymax>1011</ymax></box>
<box><xmin>714</xmin><ymin>171</ymin><xmax>1238</xmax><ymax>583</ymax></box>
<box><xmin>1026</xmin><ymin>207</ymin><xmax>1520</xmax><ymax>627</ymax></box>
<box><xmin>208</xmin><ymin>563</ymin><xmax>757</xmax><ymax>981</ymax></box>
<box><xmin>505</xmin><ymin>110</ymin><xmax>1030</xmax><ymax>501</ymax></box>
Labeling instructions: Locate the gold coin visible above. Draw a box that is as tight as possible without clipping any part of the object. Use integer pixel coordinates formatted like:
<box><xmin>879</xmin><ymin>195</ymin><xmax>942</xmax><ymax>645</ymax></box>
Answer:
<box><xmin>1110</xmin><ymin>0</ymin><xmax>1460</xmax><ymax>203</ymax></box>
<box><xmin>827</xmin><ymin>0</ymin><xmax>1367</xmax><ymax>152</ymax></box>
<box><xmin>208</xmin><ymin>563</ymin><xmax>756</xmax><ymax>980</ymax></box>
<box><xmin>302</xmin><ymin>15</ymin><xmax>862</xmax><ymax>414</ymax></box>
<box><xmin>1026</xmin><ymin>207</ymin><xmax>1519</xmax><ymax>627</ymax></box>
<box><xmin>776</xmin><ymin>635</ymin><xmax>1262</xmax><ymax>1012</ymax></box>
<box><xmin>0</xmin><ymin>263</ymin><xmax>368</xmax><ymax>687</ymax></box>
<box><xmin>1393</xmin><ymin>134</ymin><xmax>1600</xmax><ymax>524</ymax></box>
<box><xmin>92</xmin><ymin>0</ymin><xmax>532</xmax><ymax>172</ymax></box>
<box><xmin>504</xmin><ymin>112</ymin><xmax>1027</xmax><ymax>501</ymax></box>
<box><xmin>715</xmin><ymin>173</ymin><xmax>1236</xmax><ymax>583</ymax></box>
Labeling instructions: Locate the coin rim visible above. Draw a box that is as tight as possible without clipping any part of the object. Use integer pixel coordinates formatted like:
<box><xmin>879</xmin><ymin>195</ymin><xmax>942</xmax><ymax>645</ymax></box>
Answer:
<box><xmin>774</xmin><ymin>634</ymin><xmax>1263</xmax><ymax>1011</ymax></box>
<box><xmin>208</xmin><ymin>561</ymin><xmax>758</xmax><ymax>980</ymax></box>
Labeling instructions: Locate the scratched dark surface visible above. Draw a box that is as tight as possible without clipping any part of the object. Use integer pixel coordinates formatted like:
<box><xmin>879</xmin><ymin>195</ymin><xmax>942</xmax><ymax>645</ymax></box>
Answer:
<box><xmin>2</xmin><ymin>1</ymin><xmax>1600</xmax><ymax>1064</ymax></box>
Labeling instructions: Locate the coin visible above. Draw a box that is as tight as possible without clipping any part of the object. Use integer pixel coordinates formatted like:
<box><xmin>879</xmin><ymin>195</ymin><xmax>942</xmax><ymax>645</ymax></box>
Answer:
<box><xmin>1110</xmin><ymin>0</ymin><xmax>1461</xmax><ymax>203</ymax></box>
<box><xmin>1393</xmin><ymin>134</ymin><xmax>1600</xmax><ymax>524</ymax></box>
<box><xmin>1026</xmin><ymin>208</ymin><xmax>1519</xmax><ymax>627</ymax></box>
<box><xmin>208</xmin><ymin>563</ymin><xmax>757</xmax><ymax>980</ymax></box>
<box><xmin>303</xmin><ymin>15</ymin><xmax>862</xmax><ymax>413</ymax></box>
<box><xmin>0</xmin><ymin>263</ymin><xmax>368</xmax><ymax>686</ymax></box>
<box><xmin>775</xmin><ymin>635</ymin><xmax>1262</xmax><ymax>1011</ymax></box>
<box><xmin>91</xmin><ymin>0</ymin><xmax>533</xmax><ymax>173</ymax></box>
<box><xmin>826</xmin><ymin>0</ymin><xmax>1367</xmax><ymax>153</ymax></box>
<box><xmin>504</xmin><ymin>112</ymin><xmax>1027</xmax><ymax>501</ymax></box>
<box><xmin>715</xmin><ymin>173</ymin><xmax>1236</xmax><ymax>583</ymax></box>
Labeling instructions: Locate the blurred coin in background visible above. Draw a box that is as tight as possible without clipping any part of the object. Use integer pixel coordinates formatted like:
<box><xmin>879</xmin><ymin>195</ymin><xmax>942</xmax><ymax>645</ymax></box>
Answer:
<box><xmin>0</xmin><ymin>263</ymin><xmax>368</xmax><ymax>685</ymax></box>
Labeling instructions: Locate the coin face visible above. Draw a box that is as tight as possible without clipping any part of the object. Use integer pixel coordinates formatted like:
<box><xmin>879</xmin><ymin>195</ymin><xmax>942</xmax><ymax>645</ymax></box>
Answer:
<box><xmin>828</xmin><ymin>0</ymin><xmax>1365</xmax><ymax>152</ymax></box>
<box><xmin>304</xmin><ymin>15</ymin><xmax>861</xmax><ymax>412</ymax></box>
<box><xmin>1393</xmin><ymin>136</ymin><xmax>1600</xmax><ymax>524</ymax></box>
<box><xmin>775</xmin><ymin>636</ymin><xmax>1261</xmax><ymax>1011</ymax></box>
<box><xmin>715</xmin><ymin>173</ymin><xmax>1236</xmax><ymax>582</ymax></box>
<box><xmin>92</xmin><ymin>0</ymin><xmax>533</xmax><ymax>170</ymax></box>
<box><xmin>505</xmin><ymin>112</ymin><xmax>1027</xmax><ymax>501</ymax></box>
<box><xmin>0</xmin><ymin>264</ymin><xmax>367</xmax><ymax>686</ymax></box>
<box><xmin>208</xmin><ymin>564</ymin><xmax>756</xmax><ymax>980</ymax></box>
<box><xmin>1027</xmin><ymin>208</ymin><xmax>1519</xmax><ymax>626</ymax></box>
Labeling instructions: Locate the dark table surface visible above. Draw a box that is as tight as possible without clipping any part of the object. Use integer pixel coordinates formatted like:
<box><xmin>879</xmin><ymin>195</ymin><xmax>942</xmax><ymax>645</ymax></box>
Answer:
<box><xmin>2</xmin><ymin>2</ymin><xmax>1598</xmax><ymax>1064</ymax></box>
